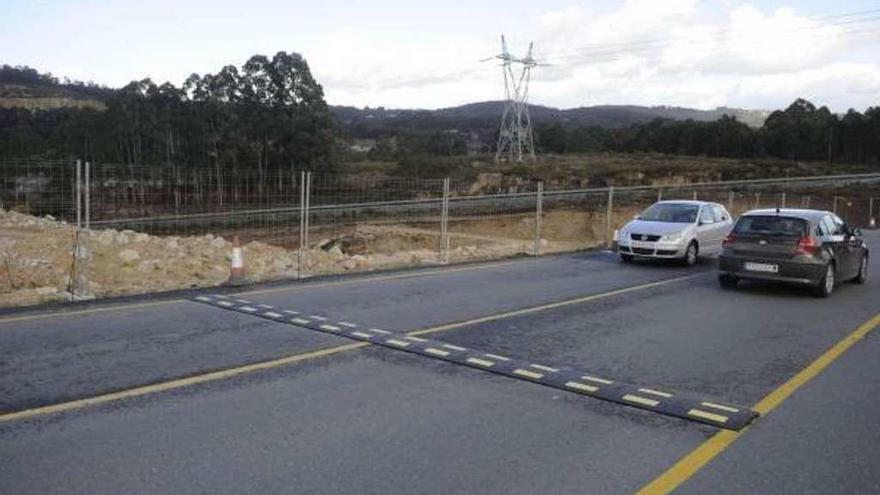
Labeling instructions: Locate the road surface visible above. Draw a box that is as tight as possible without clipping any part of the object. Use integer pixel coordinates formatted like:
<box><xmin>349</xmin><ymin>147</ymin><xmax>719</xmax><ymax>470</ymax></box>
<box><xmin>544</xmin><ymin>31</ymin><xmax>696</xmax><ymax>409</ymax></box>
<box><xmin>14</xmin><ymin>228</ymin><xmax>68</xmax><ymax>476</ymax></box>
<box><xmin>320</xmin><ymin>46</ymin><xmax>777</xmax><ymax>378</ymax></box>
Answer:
<box><xmin>1</xmin><ymin>232</ymin><xmax>878</xmax><ymax>494</ymax></box>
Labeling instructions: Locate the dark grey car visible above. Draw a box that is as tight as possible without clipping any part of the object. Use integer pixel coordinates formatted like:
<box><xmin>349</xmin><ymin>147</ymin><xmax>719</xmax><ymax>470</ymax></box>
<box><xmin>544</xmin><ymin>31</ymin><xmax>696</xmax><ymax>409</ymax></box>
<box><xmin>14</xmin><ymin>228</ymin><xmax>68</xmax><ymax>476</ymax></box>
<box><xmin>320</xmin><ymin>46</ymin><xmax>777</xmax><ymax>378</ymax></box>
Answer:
<box><xmin>718</xmin><ymin>209</ymin><xmax>869</xmax><ymax>297</ymax></box>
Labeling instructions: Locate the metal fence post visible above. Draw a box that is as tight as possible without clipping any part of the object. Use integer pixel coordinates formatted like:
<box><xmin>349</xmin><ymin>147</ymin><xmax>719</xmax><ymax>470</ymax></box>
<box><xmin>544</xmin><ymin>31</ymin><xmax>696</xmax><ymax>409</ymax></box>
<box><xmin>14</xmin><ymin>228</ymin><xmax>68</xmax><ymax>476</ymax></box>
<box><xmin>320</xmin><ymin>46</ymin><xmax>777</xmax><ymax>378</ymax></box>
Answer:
<box><xmin>833</xmin><ymin>196</ymin><xmax>839</xmax><ymax>214</ymax></box>
<box><xmin>75</xmin><ymin>159</ymin><xmax>82</xmax><ymax>228</ymax></box>
<box><xmin>84</xmin><ymin>161</ymin><xmax>90</xmax><ymax>229</ymax></box>
<box><xmin>605</xmin><ymin>186</ymin><xmax>614</xmax><ymax>248</ymax></box>
<box><xmin>780</xmin><ymin>191</ymin><xmax>786</xmax><ymax>208</ymax></box>
<box><xmin>692</xmin><ymin>190</ymin><xmax>697</xmax><ymax>201</ymax></box>
<box><xmin>533</xmin><ymin>181</ymin><xmax>543</xmax><ymax>256</ymax></box>
<box><xmin>657</xmin><ymin>188</ymin><xmax>663</xmax><ymax>202</ymax></box>
<box><xmin>727</xmin><ymin>190</ymin><xmax>734</xmax><ymax>213</ymax></box>
<box><xmin>298</xmin><ymin>171</ymin><xmax>307</xmax><ymax>278</ymax></box>
<box><xmin>869</xmin><ymin>197</ymin><xmax>875</xmax><ymax>228</ymax></box>
<box><xmin>440</xmin><ymin>178</ymin><xmax>450</xmax><ymax>263</ymax></box>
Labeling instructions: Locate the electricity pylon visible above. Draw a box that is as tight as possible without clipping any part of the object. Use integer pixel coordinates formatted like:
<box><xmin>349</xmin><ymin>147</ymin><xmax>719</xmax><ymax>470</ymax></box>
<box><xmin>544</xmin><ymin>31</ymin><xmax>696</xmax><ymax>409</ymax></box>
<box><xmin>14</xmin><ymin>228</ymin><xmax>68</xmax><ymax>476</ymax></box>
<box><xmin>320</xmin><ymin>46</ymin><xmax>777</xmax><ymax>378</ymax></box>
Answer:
<box><xmin>483</xmin><ymin>35</ymin><xmax>545</xmax><ymax>162</ymax></box>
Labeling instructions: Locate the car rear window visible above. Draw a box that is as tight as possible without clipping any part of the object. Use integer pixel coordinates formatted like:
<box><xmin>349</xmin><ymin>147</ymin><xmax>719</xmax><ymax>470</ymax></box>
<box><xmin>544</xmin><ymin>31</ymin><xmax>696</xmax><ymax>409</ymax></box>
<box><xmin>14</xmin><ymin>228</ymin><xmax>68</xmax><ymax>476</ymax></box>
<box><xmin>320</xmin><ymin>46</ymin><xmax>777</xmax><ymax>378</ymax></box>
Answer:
<box><xmin>733</xmin><ymin>216</ymin><xmax>807</xmax><ymax>236</ymax></box>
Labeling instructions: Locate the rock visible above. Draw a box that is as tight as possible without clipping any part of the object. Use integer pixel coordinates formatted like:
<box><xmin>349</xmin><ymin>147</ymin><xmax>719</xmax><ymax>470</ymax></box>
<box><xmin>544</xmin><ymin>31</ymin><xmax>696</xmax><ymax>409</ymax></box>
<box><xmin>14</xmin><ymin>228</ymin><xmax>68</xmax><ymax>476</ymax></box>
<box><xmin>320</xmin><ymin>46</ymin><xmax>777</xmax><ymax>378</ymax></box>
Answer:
<box><xmin>118</xmin><ymin>249</ymin><xmax>140</xmax><ymax>264</ymax></box>
<box><xmin>136</xmin><ymin>260</ymin><xmax>156</xmax><ymax>273</ymax></box>
<box><xmin>540</xmin><ymin>238</ymin><xmax>549</xmax><ymax>247</ymax></box>
<box><xmin>320</xmin><ymin>239</ymin><xmax>341</xmax><ymax>251</ymax></box>
<box><xmin>97</xmin><ymin>230</ymin><xmax>116</xmax><ymax>246</ymax></box>
<box><xmin>45</xmin><ymin>215</ymin><xmax>55</xmax><ymax>221</ymax></box>
<box><xmin>166</xmin><ymin>238</ymin><xmax>180</xmax><ymax>249</ymax></box>
<box><xmin>35</xmin><ymin>286</ymin><xmax>57</xmax><ymax>296</ymax></box>
<box><xmin>342</xmin><ymin>258</ymin><xmax>357</xmax><ymax>270</ymax></box>
<box><xmin>210</xmin><ymin>237</ymin><xmax>226</xmax><ymax>249</ymax></box>
<box><xmin>133</xmin><ymin>233</ymin><xmax>150</xmax><ymax>243</ymax></box>
<box><xmin>328</xmin><ymin>245</ymin><xmax>344</xmax><ymax>258</ymax></box>
<box><xmin>115</xmin><ymin>232</ymin><xmax>130</xmax><ymax>245</ymax></box>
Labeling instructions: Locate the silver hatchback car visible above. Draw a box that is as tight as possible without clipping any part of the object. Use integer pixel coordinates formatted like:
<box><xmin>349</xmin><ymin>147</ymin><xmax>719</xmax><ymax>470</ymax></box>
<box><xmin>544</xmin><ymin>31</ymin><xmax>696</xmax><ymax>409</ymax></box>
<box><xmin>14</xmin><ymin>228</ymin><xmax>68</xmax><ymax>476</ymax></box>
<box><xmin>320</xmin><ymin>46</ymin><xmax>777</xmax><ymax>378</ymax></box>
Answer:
<box><xmin>616</xmin><ymin>200</ymin><xmax>734</xmax><ymax>265</ymax></box>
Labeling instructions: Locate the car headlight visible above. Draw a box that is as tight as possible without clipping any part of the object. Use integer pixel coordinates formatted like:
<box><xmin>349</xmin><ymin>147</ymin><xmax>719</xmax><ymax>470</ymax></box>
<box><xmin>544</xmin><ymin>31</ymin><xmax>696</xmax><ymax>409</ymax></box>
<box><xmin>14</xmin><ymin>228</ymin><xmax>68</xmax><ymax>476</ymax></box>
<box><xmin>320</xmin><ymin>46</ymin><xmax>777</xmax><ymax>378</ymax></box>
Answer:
<box><xmin>660</xmin><ymin>232</ymin><xmax>683</xmax><ymax>242</ymax></box>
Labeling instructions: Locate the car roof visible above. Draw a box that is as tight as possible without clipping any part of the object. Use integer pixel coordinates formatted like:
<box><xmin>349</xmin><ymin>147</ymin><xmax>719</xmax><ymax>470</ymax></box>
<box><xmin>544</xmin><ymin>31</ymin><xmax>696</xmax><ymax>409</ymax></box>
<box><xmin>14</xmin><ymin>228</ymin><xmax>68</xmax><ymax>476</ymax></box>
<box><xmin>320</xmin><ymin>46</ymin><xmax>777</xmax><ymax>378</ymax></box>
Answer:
<box><xmin>741</xmin><ymin>208</ymin><xmax>832</xmax><ymax>222</ymax></box>
<box><xmin>655</xmin><ymin>200</ymin><xmax>716</xmax><ymax>206</ymax></box>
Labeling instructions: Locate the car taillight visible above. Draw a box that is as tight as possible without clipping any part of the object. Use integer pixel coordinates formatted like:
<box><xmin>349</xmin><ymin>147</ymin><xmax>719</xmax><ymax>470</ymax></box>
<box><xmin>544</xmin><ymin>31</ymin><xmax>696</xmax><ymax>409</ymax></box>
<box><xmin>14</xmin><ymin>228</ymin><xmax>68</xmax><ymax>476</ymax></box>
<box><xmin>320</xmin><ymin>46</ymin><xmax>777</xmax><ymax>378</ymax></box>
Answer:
<box><xmin>722</xmin><ymin>233</ymin><xmax>735</xmax><ymax>247</ymax></box>
<box><xmin>795</xmin><ymin>236</ymin><xmax>819</xmax><ymax>255</ymax></box>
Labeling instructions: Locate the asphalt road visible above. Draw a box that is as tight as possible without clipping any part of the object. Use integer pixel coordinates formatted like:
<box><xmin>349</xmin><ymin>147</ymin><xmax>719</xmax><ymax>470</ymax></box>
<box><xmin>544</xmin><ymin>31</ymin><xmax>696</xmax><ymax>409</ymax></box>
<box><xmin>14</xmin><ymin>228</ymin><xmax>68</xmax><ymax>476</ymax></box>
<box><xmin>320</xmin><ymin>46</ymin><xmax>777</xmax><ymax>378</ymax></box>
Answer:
<box><xmin>1</xmin><ymin>233</ymin><xmax>878</xmax><ymax>494</ymax></box>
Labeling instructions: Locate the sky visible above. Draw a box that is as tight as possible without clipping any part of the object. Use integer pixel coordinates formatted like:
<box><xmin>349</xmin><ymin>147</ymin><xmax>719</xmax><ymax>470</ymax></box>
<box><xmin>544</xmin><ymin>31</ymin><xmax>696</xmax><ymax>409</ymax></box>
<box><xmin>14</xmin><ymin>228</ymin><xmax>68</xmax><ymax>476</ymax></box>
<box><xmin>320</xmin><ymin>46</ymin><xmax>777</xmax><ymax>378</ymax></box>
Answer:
<box><xmin>2</xmin><ymin>0</ymin><xmax>879</xmax><ymax>112</ymax></box>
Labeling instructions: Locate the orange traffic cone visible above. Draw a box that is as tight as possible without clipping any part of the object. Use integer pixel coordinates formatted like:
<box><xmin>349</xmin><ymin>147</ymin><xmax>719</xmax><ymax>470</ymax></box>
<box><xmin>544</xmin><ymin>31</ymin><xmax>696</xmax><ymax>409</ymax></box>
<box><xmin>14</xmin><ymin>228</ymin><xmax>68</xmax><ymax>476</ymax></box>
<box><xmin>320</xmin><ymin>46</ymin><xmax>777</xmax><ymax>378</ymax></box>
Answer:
<box><xmin>226</xmin><ymin>236</ymin><xmax>248</xmax><ymax>286</ymax></box>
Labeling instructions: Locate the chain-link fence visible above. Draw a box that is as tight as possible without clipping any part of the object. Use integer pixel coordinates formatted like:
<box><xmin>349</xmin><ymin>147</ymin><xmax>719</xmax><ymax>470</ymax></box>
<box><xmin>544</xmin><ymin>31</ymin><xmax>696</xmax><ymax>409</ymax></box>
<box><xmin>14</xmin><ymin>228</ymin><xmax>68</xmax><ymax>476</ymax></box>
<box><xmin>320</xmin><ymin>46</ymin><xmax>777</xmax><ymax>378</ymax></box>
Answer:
<box><xmin>1</xmin><ymin>157</ymin><xmax>879</xmax><ymax>307</ymax></box>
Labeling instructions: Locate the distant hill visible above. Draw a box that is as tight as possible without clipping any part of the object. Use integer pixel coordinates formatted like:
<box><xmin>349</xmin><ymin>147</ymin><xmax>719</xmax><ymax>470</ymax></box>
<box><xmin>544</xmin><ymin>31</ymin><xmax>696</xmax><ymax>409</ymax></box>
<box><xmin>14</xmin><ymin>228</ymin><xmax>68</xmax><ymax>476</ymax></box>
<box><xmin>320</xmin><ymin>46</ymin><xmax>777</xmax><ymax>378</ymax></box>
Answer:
<box><xmin>329</xmin><ymin>101</ymin><xmax>770</xmax><ymax>139</ymax></box>
<box><xmin>0</xmin><ymin>66</ymin><xmax>768</xmax><ymax>131</ymax></box>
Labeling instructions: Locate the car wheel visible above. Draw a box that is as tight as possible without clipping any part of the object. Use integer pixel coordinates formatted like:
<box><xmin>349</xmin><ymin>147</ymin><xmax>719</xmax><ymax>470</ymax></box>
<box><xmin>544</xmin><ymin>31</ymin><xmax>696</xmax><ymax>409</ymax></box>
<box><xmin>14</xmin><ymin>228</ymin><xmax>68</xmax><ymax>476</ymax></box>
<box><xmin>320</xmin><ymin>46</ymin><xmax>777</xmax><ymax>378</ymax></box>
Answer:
<box><xmin>719</xmin><ymin>274</ymin><xmax>738</xmax><ymax>288</ymax></box>
<box><xmin>682</xmin><ymin>241</ymin><xmax>698</xmax><ymax>267</ymax></box>
<box><xmin>815</xmin><ymin>263</ymin><xmax>835</xmax><ymax>298</ymax></box>
<box><xmin>854</xmin><ymin>254</ymin><xmax>868</xmax><ymax>284</ymax></box>
<box><xmin>620</xmin><ymin>254</ymin><xmax>634</xmax><ymax>263</ymax></box>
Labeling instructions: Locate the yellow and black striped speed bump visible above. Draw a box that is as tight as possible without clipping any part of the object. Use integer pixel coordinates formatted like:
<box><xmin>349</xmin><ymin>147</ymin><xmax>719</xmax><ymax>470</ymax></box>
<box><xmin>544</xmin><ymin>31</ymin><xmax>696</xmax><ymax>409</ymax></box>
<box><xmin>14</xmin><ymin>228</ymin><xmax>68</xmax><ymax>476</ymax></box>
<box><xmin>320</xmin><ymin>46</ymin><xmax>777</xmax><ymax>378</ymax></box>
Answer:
<box><xmin>192</xmin><ymin>294</ymin><xmax>758</xmax><ymax>430</ymax></box>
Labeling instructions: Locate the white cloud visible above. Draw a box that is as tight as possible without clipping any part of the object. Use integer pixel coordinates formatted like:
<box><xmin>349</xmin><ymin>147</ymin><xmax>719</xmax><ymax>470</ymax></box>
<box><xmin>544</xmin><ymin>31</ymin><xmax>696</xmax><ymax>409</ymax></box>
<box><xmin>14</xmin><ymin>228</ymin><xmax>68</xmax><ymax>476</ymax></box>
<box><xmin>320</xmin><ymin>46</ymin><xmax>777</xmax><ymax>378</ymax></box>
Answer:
<box><xmin>304</xmin><ymin>2</ymin><xmax>879</xmax><ymax>111</ymax></box>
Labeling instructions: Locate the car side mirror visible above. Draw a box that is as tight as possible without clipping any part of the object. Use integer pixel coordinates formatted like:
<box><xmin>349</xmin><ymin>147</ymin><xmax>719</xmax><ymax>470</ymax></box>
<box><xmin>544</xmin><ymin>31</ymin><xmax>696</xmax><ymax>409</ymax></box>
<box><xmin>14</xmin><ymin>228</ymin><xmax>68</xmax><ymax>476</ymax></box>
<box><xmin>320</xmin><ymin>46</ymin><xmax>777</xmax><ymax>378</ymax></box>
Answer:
<box><xmin>850</xmin><ymin>227</ymin><xmax>862</xmax><ymax>237</ymax></box>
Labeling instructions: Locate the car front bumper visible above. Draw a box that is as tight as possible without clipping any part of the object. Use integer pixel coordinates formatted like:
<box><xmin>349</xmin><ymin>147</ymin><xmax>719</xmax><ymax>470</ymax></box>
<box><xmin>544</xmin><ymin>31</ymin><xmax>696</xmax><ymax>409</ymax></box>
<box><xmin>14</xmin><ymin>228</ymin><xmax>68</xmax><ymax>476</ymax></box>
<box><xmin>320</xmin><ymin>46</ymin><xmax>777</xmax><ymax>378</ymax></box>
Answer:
<box><xmin>617</xmin><ymin>239</ymin><xmax>688</xmax><ymax>259</ymax></box>
<box><xmin>718</xmin><ymin>255</ymin><xmax>826</xmax><ymax>285</ymax></box>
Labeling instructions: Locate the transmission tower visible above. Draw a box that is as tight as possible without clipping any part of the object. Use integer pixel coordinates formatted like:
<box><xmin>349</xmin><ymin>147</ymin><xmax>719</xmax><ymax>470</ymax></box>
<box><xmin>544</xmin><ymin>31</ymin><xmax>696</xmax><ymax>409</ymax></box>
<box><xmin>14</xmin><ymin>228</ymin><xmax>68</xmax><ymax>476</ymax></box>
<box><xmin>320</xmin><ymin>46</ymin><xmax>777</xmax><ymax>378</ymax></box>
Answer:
<box><xmin>484</xmin><ymin>35</ymin><xmax>544</xmax><ymax>162</ymax></box>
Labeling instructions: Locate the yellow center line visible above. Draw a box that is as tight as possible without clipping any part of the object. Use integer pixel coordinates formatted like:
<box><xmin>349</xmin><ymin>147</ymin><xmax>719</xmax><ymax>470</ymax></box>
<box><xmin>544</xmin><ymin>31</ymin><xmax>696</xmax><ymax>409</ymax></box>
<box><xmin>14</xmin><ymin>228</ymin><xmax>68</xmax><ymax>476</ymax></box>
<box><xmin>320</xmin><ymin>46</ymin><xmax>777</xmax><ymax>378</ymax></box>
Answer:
<box><xmin>0</xmin><ymin>342</ymin><xmax>367</xmax><ymax>423</ymax></box>
<box><xmin>0</xmin><ymin>272</ymin><xmax>700</xmax><ymax>422</ymax></box>
<box><xmin>635</xmin><ymin>312</ymin><xmax>880</xmax><ymax>495</ymax></box>
<box><xmin>409</xmin><ymin>274</ymin><xmax>702</xmax><ymax>337</ymax></box>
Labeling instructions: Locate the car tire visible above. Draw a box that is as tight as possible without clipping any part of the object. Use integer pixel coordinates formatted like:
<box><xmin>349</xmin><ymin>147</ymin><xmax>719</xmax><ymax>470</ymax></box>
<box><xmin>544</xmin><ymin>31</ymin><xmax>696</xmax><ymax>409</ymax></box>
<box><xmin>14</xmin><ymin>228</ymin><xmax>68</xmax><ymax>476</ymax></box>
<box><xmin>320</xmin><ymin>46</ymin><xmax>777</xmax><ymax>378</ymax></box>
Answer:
<box><xmin>681</xmin><ymin>241</ymin><xmax>698</xmax><ymax>267</ymax></box>
<box><xmin>853</xmin><ymin>254</ymin><xmax>868</xmax><ymax>284</ymax></box>
<box><xmin>620</xmin><ymin>254</ymin><xmax>634</xmax><ymax>263</ymax></box>
<box><xmin>815</xmin><ymin>263</ymin><xmax>835</xmax><ymax>298</ymax></box>
<box><xmin>719</xmin><ymin>274</ymin><xmax>738</xmax><ymax>288</ymax></box>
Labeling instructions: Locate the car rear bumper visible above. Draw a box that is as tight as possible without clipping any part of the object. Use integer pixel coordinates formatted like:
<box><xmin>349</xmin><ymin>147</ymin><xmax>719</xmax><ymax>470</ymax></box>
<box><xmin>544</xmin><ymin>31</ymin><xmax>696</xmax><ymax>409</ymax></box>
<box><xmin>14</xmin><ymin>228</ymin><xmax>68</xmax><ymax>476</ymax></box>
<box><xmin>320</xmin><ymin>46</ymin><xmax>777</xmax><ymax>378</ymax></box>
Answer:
<box><xmin>718</xmin><ymin>255</ymin><xmax>825</xmax><ymax>285</ymax></box>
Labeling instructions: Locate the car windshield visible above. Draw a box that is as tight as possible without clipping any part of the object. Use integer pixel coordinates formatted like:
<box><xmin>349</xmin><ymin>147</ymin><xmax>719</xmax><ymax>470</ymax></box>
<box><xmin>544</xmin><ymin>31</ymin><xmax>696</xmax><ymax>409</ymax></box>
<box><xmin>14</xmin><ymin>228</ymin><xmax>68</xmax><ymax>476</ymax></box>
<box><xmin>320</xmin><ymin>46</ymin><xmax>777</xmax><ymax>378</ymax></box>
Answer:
<box><xmin>734</xmin><ymin>215</ymin><xmax>807</xmax><ymax>236</ymax></box>
<box><xmin>638</xmin><ymin>203</ymin><xmax>699</xmax><ymax>223</ymax></box>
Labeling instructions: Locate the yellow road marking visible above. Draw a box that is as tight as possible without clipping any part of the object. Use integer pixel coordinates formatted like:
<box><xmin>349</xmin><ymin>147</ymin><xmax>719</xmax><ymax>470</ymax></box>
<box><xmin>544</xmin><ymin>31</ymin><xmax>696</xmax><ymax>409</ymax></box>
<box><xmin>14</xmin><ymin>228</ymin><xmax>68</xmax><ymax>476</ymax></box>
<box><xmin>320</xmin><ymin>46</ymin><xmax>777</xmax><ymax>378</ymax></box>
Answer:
<box><xmin>686</xmin><ymin>409</ymin><xmax>728</xmax><ymax>423</ymax></box>
<box><xmin>636</xmin><ymin>312</ymin><xmax>880</xmax><ymax>495</ymax></box>
<box><xmin>0</xmin><ymin>272</ymin><xmax>701</xmax><ymax>422</ymax></box>
<box><xmin>623</xmin><ymin>394</ymin><xmax>660</xmax><ymax>407</ymax></box>
<box><xmin>0</xmin><ymin>259</ymin><xmax>522</xmax><ymax>325</ymax></box>
<box><xmin>513</xmin><ymin>368</ymin><xmax>544</xmax><ymax>379</ymax></box>
<box><xmin>639</xmin><ymin>388</ymin><xmax>673</xmax><ymax>398</ymax></box>
<box><xmin>408</xmin><ymin>274</ymin><xmax>702</xmax><ymax>337</ymax></box>
<box><xmin>565</xmin><ymin>381</ymin><xmax>599</xmax><ymax>393</ymax></box>
<box><xmin>466</xmin><ymin>357</ymin><xmax>495</xmax><ymax>367</ymax></box>
<box><xmin>0</xmin><ymin>342</ymin><xmax>367</xmax><ymax>423</ymax></box>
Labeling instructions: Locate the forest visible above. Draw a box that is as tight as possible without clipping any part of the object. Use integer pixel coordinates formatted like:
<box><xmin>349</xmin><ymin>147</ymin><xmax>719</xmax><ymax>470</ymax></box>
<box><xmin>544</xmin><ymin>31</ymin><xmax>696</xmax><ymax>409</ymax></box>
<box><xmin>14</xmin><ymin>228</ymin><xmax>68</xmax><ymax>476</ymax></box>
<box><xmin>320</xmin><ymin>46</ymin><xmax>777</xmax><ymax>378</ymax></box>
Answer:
<box><xmin>2</xmin><ymin>59</ymin><xmax>880</xmax><ymax>173</ymax></box>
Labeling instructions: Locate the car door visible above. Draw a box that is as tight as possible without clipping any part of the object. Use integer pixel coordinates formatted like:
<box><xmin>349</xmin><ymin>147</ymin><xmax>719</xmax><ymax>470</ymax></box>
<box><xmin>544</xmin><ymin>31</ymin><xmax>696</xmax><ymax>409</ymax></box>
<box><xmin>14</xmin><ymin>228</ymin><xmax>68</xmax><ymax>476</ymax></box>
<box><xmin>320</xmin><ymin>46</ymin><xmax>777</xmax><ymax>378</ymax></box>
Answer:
<box><xmin>696</xmin><ymin>205</ymin><xmax>719</xmax><ymax>253</ymax></box>
<box><xmin>820</xmin><ymin>215</ymin><xmax>852</xmax><ymax>277</ymax></box>
<box><xmin>832</xmin><ymin>214</ymin><xmax>860</xmax><ymax>278</ymax></box>
<box><xmin>712</xmin><ymin>205</ymin><xmax>732</xmax><ymax>253</ymax></box>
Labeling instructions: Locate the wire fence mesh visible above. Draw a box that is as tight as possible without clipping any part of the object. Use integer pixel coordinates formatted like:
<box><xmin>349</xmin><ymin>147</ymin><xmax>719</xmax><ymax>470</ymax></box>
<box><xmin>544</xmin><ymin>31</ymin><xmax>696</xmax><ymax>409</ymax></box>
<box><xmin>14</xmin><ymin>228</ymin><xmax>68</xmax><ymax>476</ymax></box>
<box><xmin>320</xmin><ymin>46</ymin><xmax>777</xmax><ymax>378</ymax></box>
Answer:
<box><xmin>1</xmin><ymin>156</ymin><xmax>879</xmax><ymax>307</ymax></box>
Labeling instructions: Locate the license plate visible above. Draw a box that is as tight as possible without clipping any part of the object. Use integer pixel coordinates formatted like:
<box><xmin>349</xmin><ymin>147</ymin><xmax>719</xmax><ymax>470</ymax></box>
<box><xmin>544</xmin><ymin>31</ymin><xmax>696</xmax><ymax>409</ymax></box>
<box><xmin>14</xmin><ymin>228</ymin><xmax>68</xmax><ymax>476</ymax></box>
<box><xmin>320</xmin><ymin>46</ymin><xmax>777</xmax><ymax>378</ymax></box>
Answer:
<box><xmin>631</xmin><ymin>241</ymin><xmax>654</xmax><ymax>249</ymax></box>
<box><xmin>744</xmin><ymin>262</ymin><xmax>778</xmax><ymax>273</ymax></box>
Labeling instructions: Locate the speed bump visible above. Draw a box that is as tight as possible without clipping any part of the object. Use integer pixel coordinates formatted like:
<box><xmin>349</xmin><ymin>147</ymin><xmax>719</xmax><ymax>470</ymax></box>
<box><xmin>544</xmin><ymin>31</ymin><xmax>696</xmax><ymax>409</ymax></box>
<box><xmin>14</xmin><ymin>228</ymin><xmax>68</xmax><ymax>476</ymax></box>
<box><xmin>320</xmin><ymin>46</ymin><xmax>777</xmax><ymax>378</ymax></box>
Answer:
<box><xmin>191</xmin><ymin>294</ymin><xmax>758</xmax><ymax>430</ymax></box>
